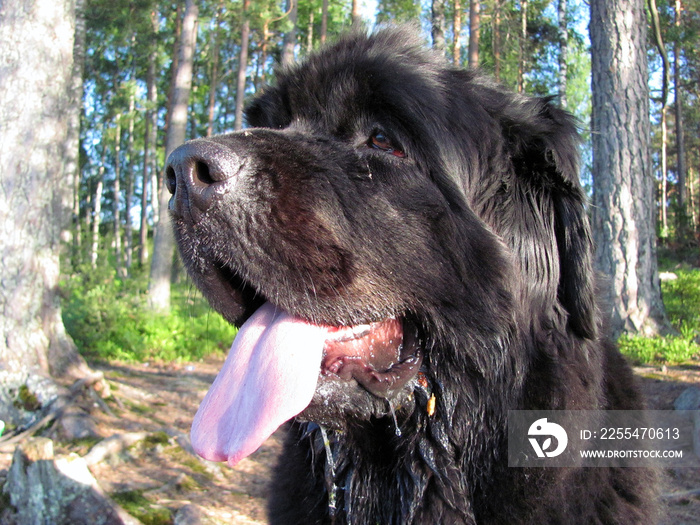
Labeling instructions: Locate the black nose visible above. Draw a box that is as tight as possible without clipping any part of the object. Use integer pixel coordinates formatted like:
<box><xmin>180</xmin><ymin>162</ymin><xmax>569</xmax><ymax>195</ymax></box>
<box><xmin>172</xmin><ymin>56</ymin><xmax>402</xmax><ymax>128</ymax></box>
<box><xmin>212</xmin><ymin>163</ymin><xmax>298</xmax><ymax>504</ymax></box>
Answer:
<box><xmin>165</xmin><ymin>139</ymin><xmax>241</xmax><ymax>219</ymax></box>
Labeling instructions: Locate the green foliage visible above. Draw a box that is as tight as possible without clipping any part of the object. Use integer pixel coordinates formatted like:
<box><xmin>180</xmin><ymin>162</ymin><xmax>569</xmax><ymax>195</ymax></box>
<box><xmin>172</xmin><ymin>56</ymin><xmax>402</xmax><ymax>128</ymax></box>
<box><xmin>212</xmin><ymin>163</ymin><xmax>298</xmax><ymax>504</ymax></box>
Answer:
<box><xmin>60</xmin><ymin>265</ymin><xmax>236</xmax><ymax>363</ymax></box>
<box><xmin>167</xmin><ymin>447</ymin><xmax>215</xmax><ymax>480</ymax></box>
<box><xmin>13</xmin><ymin>385</ymin><xmax>41</xmax><ymax>412</ymax></box>
<box><xmin>376</xmin><ymin>0</ymin><xmax>421</xmax><ymax>24</ymax></box>
<box><xmin>619</xmin><ymin>269</ymin><xmax>700</xmax><ymax>365</ymax></box>
<box><xmin>110</xmin><ymin>490</ymin><xmax>173</xmax><ymax>525</ymax></box>
<box><xmin>660</xmin><ymin>269</ymin><xmax>700</xmax><ymax>328</ymax></box>
<box><xmin>0</xmin><ymin>491</ymin><xmax>15</xmax><ymax>515</ymax></box>
<box><xmin>67</xmin><ymin>436</ymin><xmax>103</xmax><ymax>455</ymax></box>
<box><xmin>144</xmin><ymin>431</ymin><xmax>171</xmax><ymax>446</ymax></box>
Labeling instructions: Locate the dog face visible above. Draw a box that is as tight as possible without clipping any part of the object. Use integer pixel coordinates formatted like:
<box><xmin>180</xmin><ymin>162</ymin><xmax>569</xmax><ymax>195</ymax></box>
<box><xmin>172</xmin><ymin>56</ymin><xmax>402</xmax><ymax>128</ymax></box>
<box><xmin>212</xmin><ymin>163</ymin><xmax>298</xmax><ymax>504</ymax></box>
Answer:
<box><xmin>166</xmin><ymin>28</ymin><xmax>590</xmax><ymax>466</ymax></box>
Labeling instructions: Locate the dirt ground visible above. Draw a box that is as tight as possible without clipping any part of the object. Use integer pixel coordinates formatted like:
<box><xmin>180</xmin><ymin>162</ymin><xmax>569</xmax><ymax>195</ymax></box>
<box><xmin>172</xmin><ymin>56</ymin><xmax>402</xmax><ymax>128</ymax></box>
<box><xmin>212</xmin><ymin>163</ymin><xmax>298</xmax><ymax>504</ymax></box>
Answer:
<box><xmin>1</xmin><ymin>357</ymin><xmax>699</xmax><ymax>524</ymax></box>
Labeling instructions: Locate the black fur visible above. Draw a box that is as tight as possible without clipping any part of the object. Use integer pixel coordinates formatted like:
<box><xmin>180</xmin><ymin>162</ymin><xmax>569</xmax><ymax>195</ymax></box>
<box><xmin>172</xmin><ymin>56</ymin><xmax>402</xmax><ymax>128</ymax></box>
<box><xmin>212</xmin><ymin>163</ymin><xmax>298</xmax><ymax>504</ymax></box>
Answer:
<box><xmin>168</xmin><ymin>27</ymin><xmax>657</xmax><ymax>524</ymax></box>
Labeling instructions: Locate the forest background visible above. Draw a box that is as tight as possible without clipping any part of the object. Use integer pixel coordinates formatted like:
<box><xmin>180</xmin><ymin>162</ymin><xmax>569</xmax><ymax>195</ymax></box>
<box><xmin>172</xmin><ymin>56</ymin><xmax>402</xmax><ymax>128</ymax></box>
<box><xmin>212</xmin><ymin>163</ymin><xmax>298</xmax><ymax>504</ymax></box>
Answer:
<box><xmin>62</xmin><ymin>0</ymin><xmax>700</xmax><ymax>366</ymax></box>
<box><xmin>1</xmin><ymin>0</ymin><xmax>700</xmax><ymax>523</ymax></box>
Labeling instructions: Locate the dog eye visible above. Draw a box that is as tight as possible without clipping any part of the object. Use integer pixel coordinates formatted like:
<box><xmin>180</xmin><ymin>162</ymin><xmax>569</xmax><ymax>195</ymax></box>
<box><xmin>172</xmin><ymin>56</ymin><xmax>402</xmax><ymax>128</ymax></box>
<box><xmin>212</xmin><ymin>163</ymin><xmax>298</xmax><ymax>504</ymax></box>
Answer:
<box><xmin>369</xmin><ymin>132</ymin><xmax>405</xmax><ymax>158</ymax></box>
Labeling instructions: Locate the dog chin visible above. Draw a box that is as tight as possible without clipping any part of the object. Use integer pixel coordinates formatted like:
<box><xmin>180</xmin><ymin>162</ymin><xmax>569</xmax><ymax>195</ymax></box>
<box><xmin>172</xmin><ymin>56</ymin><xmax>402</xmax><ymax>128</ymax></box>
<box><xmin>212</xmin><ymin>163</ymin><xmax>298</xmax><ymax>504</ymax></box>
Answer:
<box><xmin>298</xmin><ymin>373</ymin><xmax>421</xmax><ymax>431</ymax></box>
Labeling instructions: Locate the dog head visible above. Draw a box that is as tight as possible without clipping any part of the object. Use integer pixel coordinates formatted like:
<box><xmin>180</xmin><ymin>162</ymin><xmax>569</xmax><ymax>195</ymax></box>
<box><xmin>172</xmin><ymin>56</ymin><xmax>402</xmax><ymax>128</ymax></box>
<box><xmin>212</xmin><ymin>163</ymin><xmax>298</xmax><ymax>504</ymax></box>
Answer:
<box><xmin>166</xmin><ymin>27</ymin><xmax>591</xmax><ymax>465</ymax></box>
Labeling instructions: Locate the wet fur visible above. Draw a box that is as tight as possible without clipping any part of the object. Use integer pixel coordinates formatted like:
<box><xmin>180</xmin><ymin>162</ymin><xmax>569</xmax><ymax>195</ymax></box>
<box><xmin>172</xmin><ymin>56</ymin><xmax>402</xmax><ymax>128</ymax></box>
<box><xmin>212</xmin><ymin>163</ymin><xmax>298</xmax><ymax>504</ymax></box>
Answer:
<box><xmin>175</xmin><ymin>28</ymin><xmax>657</xmax><ymax>524</ymax></box>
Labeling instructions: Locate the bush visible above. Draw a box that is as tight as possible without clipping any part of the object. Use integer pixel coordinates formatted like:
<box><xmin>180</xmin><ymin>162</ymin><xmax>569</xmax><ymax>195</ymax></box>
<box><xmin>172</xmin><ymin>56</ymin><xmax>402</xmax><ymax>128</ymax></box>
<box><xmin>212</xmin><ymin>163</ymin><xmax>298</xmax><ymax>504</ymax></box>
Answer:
<box><xmin>60</xmin><ymin>265</ymin><xmax>236</xmax><ymax>363</ymax></box>
<box><xmin>619</xmin><ymin>268</ymin><xmax>700</xmax><ymax>365</ymax></box>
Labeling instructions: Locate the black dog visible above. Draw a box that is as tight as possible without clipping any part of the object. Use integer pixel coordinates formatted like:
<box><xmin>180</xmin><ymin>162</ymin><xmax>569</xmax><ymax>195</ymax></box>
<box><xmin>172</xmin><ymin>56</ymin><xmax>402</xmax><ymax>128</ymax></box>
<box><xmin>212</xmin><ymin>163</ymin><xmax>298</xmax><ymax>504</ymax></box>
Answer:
<box><xmin>166</xmin><ymin>27</ymin><xmax>657</xmax><ymax>524</ymax></box>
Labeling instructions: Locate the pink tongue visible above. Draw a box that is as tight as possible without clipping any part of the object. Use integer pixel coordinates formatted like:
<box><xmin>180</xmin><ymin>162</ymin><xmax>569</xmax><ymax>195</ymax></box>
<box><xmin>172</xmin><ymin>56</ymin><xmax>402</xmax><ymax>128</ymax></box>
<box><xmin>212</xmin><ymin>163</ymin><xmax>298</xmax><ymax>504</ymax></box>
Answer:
<box><xmin>191</xmin><ymin>302</ymin><xmax>327</xmax><ymax>466</ymax></box>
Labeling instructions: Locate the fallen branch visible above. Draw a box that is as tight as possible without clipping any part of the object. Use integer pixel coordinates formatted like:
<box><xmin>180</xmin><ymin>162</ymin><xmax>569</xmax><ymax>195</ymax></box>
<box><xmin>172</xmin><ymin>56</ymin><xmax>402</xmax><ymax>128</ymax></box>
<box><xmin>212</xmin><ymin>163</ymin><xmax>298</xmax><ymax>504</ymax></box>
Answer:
<box><xmin>83</xmin><ymin>431</ymin><xmax>149</xmax><ymax>466</ymax></box>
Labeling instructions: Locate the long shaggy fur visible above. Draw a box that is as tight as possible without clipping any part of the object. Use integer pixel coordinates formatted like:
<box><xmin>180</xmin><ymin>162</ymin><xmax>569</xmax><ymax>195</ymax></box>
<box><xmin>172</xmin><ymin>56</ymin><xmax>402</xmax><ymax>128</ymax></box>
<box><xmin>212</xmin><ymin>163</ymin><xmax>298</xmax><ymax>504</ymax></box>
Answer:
<box><xmin>170</xmin><ymin>27</ymin><xmax>657</xmax><ymax>524</ymax></box>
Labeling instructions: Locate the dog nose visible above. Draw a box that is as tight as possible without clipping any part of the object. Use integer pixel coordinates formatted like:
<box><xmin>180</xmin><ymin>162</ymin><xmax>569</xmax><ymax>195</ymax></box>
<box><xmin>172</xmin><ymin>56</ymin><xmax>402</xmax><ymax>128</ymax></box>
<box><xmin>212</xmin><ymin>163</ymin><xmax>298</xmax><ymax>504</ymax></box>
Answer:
<box><xmin>165</xmin><ymin>139</ymin><xmax>241</xmax><ymax>218</ymax></box>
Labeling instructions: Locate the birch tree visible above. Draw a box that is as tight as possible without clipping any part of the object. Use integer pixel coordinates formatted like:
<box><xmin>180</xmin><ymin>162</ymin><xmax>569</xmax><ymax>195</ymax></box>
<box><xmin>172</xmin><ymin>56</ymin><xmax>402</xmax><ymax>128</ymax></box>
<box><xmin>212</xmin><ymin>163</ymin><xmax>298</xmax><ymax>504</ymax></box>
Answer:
<box><xmin>432</xmin><ymin>0</ymin><xmax>446</xmax><ymax>53</ymax></box>
<box><xmin>558</xmin><ymin>0</ymin><xmax>568</xmax><ymax>108</ymax></box>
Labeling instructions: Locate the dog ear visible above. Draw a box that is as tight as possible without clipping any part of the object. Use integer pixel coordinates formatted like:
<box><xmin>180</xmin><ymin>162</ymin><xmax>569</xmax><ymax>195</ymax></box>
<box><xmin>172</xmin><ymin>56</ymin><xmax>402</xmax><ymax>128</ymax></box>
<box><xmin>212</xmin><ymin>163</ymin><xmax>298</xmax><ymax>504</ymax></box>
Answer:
<box><xmin>244</xmin><ymin>86</ymin><xmax>291</xmax><ymax>129</ymax></box>
<box><xmin>505</xmin><ymin>99</ymin><xmax>597</xmax><ymax>340</ymax></box>
<box><xmin>551</xmin><ymin>175</ymin><xmax>597</xmax><ymax>340</ymax></box>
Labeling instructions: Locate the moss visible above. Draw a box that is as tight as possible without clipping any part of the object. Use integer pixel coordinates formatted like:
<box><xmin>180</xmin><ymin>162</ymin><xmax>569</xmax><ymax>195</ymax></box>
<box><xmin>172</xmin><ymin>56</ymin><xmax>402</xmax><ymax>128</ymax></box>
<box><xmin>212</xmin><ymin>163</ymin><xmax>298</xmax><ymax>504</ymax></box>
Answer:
<box><xmin>110</xmin><ymin>490</ymin><xmax>173</xmax><ymax>525</ymax></box>
<box><xmin>123</xmin><ymin>399</ymin><xmax>153</xmax><ymax>415</ymax></box>
<box><xmin>65</xmin><ymin>436</ymin><xmax>102</xmax><ymax>455</ymax></box>
<box><xmin>13</xmin><ymin>384</ymin><xmax>41</xmax><ymax>411</ymax></box>
<box><xmin>166</xmin><ymin>448</ymin><xmax>214</xmax><ymax>481</ymax></box>
<box><xmin>144</xmin><ymin>431</ymin><xmax>170</xmax><ymax>447</ymax></box>
<box><xmin>0</xmin><ymin>490</ymin><xmax>16</xmax><ymax>514</ymax></box>
<box><xmin>175</xmin><ymin>474</ymin><xmax>200</xmax><ymax>492</ymax></box>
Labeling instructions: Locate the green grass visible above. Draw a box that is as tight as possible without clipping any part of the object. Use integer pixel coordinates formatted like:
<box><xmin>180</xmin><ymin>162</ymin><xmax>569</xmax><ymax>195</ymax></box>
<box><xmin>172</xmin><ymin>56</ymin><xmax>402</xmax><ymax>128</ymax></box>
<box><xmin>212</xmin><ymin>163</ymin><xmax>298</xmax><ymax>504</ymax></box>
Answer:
<box><xmin>61</xmin><ymin>253</ymin><xmax>698</xmax><ymax>367</ymax></box>
<box><xmin>110</xmin><ymin>490</ymin><xmax>173</xmax><ymax>525</ymax></box>
<box><xmin>619</xmin><ymin>268</ymin><xmax>700</xmax><ymax>365</ymax></box>
<box><xmin>60</xmin><ymin>264</ymin><xmax>237</xmax><ymax>363</ymax></box>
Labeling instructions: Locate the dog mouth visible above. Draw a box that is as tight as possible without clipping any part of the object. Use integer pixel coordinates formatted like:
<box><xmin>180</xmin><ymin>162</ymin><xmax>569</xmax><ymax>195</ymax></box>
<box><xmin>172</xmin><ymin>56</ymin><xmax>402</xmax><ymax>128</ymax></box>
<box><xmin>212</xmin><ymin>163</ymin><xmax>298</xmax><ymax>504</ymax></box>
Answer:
<box><xmin>189</xmin><ymin>263</ymin><xmax>423</xmax><ymax>466</ymax></box>
<box><xmin>322</xmin><ymin>317</ymin><xmax>422</xmax><ymax>398</ymax></box>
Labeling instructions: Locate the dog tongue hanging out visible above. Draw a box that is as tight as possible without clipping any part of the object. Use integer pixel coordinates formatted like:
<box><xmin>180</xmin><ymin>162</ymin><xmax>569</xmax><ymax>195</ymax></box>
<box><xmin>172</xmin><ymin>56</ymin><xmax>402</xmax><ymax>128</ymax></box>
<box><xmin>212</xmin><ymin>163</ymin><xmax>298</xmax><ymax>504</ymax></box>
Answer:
<box><xmin>190</xmin><ymin>301</ymin><xmax>417</xmax><ymax>466</ymax></box>
<box><xmin>190</xmin><ymin>303</ymin><xmax>325</xmax><ymax>466</ymax></box>
<box><xmin>167</xmin><ymin>26</ymin><xmax>657</xmax><ymax>525</ymax></box>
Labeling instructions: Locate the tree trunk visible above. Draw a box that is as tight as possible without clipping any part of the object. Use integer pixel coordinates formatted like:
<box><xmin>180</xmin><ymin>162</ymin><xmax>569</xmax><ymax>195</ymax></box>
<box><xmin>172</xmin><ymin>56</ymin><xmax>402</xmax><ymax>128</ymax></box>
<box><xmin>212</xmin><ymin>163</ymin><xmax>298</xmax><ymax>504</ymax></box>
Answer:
<box><xmin>493</xmin><ymin>0</ymin><xmax>502</xmax><ymax>81</ymax></box>
<box><xmin>352</xmin><ymin>0</ymin><xmax>361</xmax><ymax>25</ymax></box>
<box><xmin>691</xmin><ymin>165</ymin><xmax>698</xmax><ymax>239</ymax></box>
<box><xmin>148</xmin><ymin>0</ymin><xmax>198</xmax><ymax>312</ymax></box>
<box><xmin>234</xmin><ymin>0</ymin><xmax>250</xmax><ymax>131</ymax></box>
<box><xmin>468</xmin><ymin>0</ymin><xmax>480</xmax><ymax>69</ymax></box>
<box><xmin>320</xmin><ymin>0</ymin><xmax>329</xmax><ymax>45</ymax></box>
<box><xmin>307</xmin><ymin>11</ymin><xmax>314</xmax><ymax>53</ymax></box>
<box><xmin>91</xmin><ymin>160</ymin><xmax>105</xmax><ymax>269</ymax></box>
<box><xmin>261</xmin><ymin>20</ymin><xmax>271</xmax><ymax>86</ymax></box>
<box><xmin>590</xmin><ymin>0</ymin><xmax>668</xmax><ymax>336</ymax></box>
<box><xmin>139</xmin><ymin>11</ymin><xmax>159</xmax><ymax>267</ymax></box>
<box><xmin>207</xmin><ymin>1</ymin><xmax>224</xmax><ymax>137</ymax></box>
<box><xmin>674</xmin><ymin>0</ymin><xmax>687</xmax><ymax>236</ymax></box>
<box><xmin>557</xmin><ymin>0</ymin><xmax>568</xmax><ymax>108</ymax></box>
<box><xmin>431</xmin><ymin>0</ymin><xmax>446</xmax><ymax>53</ymax></box>
<box><xmin>649</xmin><ymin>0</ymin><xmax>670</xmax><ymax>240</ymax></box>
<box><xmin>453</xmin><ymin>0</ymin><xmax>462</xmax><ymax>66</ymax></box>
<box><xmin>67</xmin><ymin>0</ymin><xmax>86</xmax><ymax>250</ymax></box>
<box><xmin>518</xmin><ymin>0</ymin><xmax>527</xmax><ymax>93</ymax></box>
<box><xmin>164</xmin><ymin>3</ymin><xmax>183</xmax><ymax>144</ymax></box>
<box><xmin>149</xmin><ymin>140</ymin><xmax>160</xmax><ymax>224</ymax></box>
<box><xmin>0</xmin><ymin>0</ymin><xmax>92</xmax><ymax>427</ymax></box>
<box><xmin>660</xmin><ymin>104</ymin><xmax>669</xmax><ymax>238</ymax></box>
<box><xmin>281</xmin><ymin>0</ymin><xmax>297</xmax><ymax>67</ymax></box>
<box><xmin>84</xmin><ymin>192</ymin><xmax>92</xmax><ymax>260</ymax></box>
<box><xmin>113</xmin><ymin>117</ymin><xmax>123</xmax><ymax>277</ymax></box>
<box><xmin>125</xmin><ymin>87</ymin><xmax>135</xmax><ymax>270</ymax></box>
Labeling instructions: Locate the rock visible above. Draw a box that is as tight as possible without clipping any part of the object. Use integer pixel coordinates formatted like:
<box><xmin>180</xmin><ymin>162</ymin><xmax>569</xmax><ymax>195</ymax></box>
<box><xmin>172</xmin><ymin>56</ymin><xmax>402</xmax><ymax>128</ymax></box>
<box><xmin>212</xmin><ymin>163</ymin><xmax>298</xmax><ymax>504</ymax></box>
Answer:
<box><xmin>673</xmin><ymin>386</ymin><xmax>700</xmax><ymax>411</ymax></box>
<box><xmin>674</xmin><ymin>387</ymin><xmax>700</xmax><ymax>459</ymax></box>
<box><xmin>1</xmin><ymin>437</ymin><xmax>142</xmax><ymax>525</ymax></box>
<box><xmin>174</xmin><ymin>504</ymin><xmax>214</xmax><ymax>525</ymax></box>
<box><xmin>0</xmin><ymin>371</ymin><xmax>60</xmax><ymax>429</ymax></box>
<box><xmin>58</xmin><ymin>404</ymin><xmax>99</xmax><ymax>441</ymax></box>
